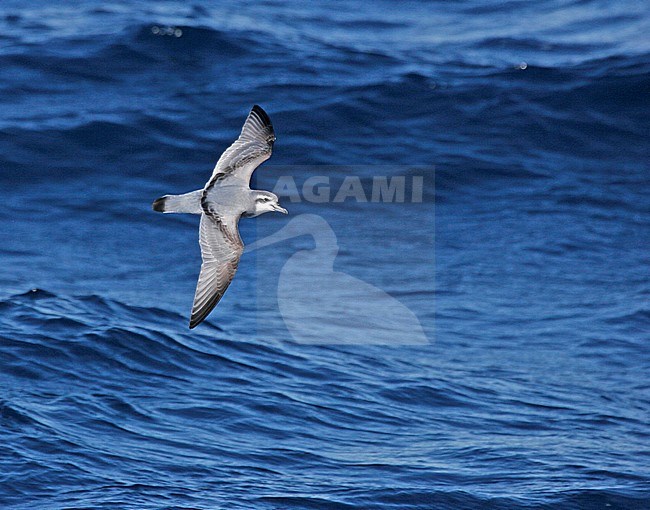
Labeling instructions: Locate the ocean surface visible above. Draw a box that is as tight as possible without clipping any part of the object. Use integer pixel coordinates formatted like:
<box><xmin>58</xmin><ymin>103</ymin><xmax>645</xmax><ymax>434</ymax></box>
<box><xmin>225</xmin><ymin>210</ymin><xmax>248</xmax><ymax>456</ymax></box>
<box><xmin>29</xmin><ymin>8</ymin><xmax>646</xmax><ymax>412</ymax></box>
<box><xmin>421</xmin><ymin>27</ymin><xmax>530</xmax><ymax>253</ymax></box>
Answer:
<box><xmin>1</xmin><ymin>1</ymin><xmax>649</xmax><ymax>508</ymax></box>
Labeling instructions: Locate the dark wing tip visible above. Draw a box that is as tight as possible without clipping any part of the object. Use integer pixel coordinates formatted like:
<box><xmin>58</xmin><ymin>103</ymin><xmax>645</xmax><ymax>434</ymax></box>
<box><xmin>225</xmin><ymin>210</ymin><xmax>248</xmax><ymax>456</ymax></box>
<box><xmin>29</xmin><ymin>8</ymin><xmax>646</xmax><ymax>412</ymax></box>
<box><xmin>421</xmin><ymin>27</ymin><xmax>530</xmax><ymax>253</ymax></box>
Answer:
<box><xmin>189</xmin><ymin>308</ymin><xmax>205</xmax><ymax>329</ymax></box>
<box><xmin>251</xmin><ymin>104</ymin><xmax>272</xmax><ymax>127</ymax></box>
<box><xmin>189</xmin><ymin>310</ymin><xmax>206</xmax><ymax>329</ymax></box>
<box><xmin>152</xmin><ymin>196</ymin><xmax>166</xmax><ymax>212</ymax></box>
<box><xmin>189</xmin><ymin>291</ymin><xmax>225</xmax><ymax>329</ymax></box>
<box><xmin>251</xmin><ymin>105</ymin><xmax>275</xmax><ymax>143</ymax></box>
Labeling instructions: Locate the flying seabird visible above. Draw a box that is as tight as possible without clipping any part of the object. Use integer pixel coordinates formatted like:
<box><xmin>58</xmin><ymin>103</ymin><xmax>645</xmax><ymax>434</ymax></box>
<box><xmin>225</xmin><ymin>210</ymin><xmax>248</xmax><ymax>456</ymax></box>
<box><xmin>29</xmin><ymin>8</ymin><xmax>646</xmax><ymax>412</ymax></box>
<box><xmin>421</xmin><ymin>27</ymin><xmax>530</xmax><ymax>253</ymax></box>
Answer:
<box><xmin>152</xmin><ymin>105</ymin><xmax>287</xmax><ymax>329</ymax></box>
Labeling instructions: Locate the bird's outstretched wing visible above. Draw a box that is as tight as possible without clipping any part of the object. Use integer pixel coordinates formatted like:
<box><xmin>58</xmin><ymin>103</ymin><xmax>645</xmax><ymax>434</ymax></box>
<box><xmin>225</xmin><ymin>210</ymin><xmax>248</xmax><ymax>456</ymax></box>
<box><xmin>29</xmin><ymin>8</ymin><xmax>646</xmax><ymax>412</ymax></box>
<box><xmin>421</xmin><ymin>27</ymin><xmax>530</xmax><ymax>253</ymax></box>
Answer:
<box><xmin>206</xmin><ymin>105</ymin><xmax>275</xmax><ymax>188</ymax></box>
<box><xmin>189</xmin><ymin>213</ymin><xmax>244</xmax><ymax>329</ymax></box>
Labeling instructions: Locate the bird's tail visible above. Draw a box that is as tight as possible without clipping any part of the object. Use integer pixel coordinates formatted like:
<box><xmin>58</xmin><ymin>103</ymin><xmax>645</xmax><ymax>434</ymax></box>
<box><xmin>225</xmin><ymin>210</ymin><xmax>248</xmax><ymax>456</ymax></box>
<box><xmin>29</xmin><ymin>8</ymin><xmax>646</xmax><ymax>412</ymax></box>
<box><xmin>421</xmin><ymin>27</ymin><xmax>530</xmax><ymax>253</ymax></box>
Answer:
<box><xmin>152</xmin><ymin>190</ymin><xmax>203</xmax><ymax>214</ymax></box>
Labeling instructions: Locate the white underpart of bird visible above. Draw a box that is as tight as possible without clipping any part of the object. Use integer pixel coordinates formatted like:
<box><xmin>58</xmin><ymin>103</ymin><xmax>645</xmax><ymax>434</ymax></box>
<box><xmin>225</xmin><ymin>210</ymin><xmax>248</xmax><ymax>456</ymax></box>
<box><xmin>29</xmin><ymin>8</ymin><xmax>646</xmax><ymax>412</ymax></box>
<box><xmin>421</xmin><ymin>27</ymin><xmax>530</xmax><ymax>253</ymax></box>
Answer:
<box><xmin>152</xmin><ymin>105</ymin><xmax>287</xmax><ymax>329</ymax></box>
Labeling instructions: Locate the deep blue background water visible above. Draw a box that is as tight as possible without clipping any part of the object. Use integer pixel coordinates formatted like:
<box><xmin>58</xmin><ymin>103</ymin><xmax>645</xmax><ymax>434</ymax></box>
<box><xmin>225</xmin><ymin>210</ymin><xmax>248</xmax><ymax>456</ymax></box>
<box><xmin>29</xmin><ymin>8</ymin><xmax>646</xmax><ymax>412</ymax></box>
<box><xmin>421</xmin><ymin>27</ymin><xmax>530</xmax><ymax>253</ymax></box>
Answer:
<box><xmin>1</xmin><ymin>1</ymin><xmax>649</xmax><ymax>508</ymax></box>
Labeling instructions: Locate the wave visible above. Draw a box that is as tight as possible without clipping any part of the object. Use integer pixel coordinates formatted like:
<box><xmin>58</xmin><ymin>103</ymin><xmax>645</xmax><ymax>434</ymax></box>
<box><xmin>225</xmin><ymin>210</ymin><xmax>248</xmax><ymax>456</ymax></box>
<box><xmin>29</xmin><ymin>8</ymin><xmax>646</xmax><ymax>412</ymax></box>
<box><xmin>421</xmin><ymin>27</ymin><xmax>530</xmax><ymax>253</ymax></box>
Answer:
<box><xmin>1</xmin><ymin>4</ymin><xmax>649</xmax><ymax>508</ymax></box>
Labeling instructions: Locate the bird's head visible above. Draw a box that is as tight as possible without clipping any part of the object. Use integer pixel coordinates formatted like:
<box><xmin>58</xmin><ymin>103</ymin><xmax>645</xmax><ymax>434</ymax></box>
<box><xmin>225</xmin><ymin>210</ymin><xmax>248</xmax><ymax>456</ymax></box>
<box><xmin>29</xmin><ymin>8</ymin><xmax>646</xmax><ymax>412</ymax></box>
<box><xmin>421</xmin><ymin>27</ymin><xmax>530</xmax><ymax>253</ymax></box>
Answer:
<box><xmin>250</xmin><ymin>191</ymin><xmax>288</xmax><ymax>217</ymax></box>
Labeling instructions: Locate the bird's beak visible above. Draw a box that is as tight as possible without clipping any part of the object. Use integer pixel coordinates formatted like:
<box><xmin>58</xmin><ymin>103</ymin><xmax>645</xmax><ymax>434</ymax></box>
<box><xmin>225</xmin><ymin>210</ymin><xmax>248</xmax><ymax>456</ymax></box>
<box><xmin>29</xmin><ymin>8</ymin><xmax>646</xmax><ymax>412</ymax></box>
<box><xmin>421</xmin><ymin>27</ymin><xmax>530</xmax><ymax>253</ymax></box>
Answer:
<box><xmin>273</xmin><ymin>204</ymin><xmax>288</xmax><ymax>214</ymax></box>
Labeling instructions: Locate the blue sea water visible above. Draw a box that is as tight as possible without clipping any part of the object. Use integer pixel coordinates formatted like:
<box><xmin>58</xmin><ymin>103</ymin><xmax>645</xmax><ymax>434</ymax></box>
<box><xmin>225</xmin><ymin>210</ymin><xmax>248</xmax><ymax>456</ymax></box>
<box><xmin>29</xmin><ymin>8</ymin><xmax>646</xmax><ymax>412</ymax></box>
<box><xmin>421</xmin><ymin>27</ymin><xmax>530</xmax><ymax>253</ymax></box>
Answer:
<box><xmin>1</xmin><ymin>1</ymin><xmax>649</xmax><ymax>508</ymax></box>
